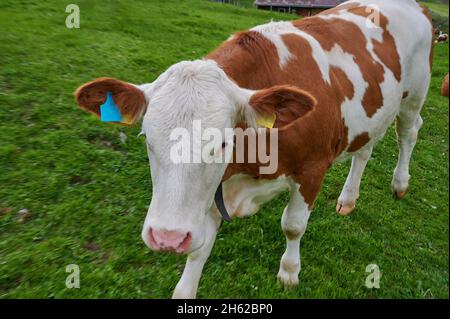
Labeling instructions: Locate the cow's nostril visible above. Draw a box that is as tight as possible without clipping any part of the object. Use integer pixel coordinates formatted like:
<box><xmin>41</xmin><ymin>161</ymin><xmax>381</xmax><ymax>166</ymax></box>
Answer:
<box><xmin>148</xmin><ymin>228</ymin><xmax>192</xmax><ymax>253</ymax></box>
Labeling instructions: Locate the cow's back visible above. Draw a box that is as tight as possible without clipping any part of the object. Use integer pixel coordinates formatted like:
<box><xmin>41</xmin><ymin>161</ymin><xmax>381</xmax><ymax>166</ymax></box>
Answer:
<box><xmin>208</xmin><ymin>0</ymin><xmax>433</xmax><ymax>157</ymax></box>
<box><xmin>345</xmin><ymin>0</ymin><xmax>434</xmax><ymax>93</ymax></box>
<box><xmin>294</xmin><ymin>0</ymin><xmax>434</xmax><ymax>148</ymax></box>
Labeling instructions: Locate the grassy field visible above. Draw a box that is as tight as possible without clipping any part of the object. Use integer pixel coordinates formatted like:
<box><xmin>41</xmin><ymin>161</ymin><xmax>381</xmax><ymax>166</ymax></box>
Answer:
<box><xmin>421</xmin><ymin>0</ymin><xmax>449</xmax><ymax>17</ymax></box>
<box><xmin>0</xmin><ymin>0</ymin><xmax>448</xmax><ymax>299</ymax></box>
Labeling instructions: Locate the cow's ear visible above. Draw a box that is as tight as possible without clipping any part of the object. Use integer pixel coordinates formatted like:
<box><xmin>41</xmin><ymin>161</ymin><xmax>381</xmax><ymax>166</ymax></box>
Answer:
<box><xmin>75</xmin><ymin>77</ymin><xmax>148</xmax><ymax>125</ymax></box>
<box><xmin>246</xmin><ymin>85</ymin><xmax>316</xmax><ymax>128</ymax></box>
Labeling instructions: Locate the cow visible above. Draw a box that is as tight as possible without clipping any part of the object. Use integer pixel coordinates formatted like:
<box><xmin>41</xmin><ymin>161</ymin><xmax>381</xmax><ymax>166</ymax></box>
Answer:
<box><xmin>75</xmin><ymin>0</ymin><xmax>434</xmax><ymax>298</ymax></box>
<box><xmin>436</xmin><ymin>30</ymin><xmax>449</xmax><ymax>43</ymax></box>
<box><xmin>442</xmin><ymin>74</ymin><xmax>449</xmax><ymax>97</ymax></box>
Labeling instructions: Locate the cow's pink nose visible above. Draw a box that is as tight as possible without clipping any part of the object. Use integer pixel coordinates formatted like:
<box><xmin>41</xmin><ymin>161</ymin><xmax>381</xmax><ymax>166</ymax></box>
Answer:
<box><xmin>148</xmin><ymin>228</ymin><xmax>192</xmax><ymax>253</ymax></box>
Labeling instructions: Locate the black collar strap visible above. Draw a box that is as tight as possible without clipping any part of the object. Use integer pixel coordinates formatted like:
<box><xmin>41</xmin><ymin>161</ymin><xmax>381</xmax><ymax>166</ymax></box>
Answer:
<box><xmin>214</xmin><ymin>183</ymin><xmax>232</xmax><ymax>222</ymax></box>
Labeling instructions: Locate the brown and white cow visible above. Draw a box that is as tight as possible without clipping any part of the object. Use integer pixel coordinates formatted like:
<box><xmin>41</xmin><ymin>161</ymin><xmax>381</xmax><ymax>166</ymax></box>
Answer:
<box><xmin>436</xmin><ymin>30</ymin><xmax>449</xmax><ymax>43</ymax></box>
<box><xmin>75</xmin><ymin>0</ymin><xmax>434</xmax><ymax>298</ymax></box>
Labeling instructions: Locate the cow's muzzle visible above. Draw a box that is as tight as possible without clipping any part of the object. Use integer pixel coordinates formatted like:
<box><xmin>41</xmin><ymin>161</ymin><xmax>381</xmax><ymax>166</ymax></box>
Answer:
<box><xmin>148</xmin><ymin>228</ymin><xmax>192</xmax><ymax>253</ymax></box>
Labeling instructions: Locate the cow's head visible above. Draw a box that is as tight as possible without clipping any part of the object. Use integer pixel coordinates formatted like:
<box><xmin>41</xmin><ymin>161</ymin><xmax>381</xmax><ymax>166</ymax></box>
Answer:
<box><xmin>75</xmin><ymin>60</ymin><xmax>316</xmax><ymax>254</ymax></box>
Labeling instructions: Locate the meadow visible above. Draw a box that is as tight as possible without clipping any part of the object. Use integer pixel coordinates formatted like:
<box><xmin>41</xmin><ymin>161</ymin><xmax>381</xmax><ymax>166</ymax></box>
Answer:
<box><xmin>421</xmin><ymin>0</ymin><xmax>449</xmax><ymax>17</ymax></box>
<box><xmin>0</xmin><ymin>0</ymin><xmax>448</xmax><ymax>298</ymax></box>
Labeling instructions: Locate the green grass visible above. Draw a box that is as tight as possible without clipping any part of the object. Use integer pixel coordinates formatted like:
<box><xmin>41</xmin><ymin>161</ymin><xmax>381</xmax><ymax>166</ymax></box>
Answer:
<box><xmin>0</xmin><ymin>0</ymin><xmax>448</xmax><ymax>299</ymax></box>
<box><xmin>421</xmin><ymin>0</ymin><xmax>449</xmax><ymax>17</ymax></box>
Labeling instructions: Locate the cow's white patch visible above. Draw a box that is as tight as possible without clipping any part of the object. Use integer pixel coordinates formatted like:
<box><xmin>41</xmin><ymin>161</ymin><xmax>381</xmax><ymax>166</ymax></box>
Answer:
<box><xmin>222</xmin><ymin>173</ymin><xmax>291</xmax><ymax>218</ymax></box>
<box><xmin>251</xmin><ymin>21</ymin><xmax>331</xmax><ymax>83</ymax></box>
<box><xmin>337</xmin><ymin>145</ymin><xmax>373</xmax><ymax>211</ymax></box>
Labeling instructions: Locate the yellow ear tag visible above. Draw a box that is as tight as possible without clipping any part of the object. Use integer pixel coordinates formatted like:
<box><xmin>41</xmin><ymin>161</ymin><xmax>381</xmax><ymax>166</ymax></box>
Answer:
<box><xmin>256</xmin><ymin>113</ymin><xmax>276</xmax><ymax>128</ymax></box>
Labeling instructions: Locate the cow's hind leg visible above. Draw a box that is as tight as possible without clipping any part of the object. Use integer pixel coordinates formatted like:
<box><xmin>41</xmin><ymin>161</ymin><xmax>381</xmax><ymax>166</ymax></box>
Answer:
<box><xmin>277</xmin><ymin>182</ymin><xmax>311</xmax><ymax>288</ymax></box>
<box><xmin>392</xmin><ymin>100</ymin><xmax>424</xmax><ymax>198</ymax></box>
<box><xmin>172</xmin><ymin>211</ymin><xmax>221</xmax><ymax>299</ymax></box>
<box><xmin>337</xmin><ymin>146</ymin><xmax>373</xmax><ymax>216</ymax></box>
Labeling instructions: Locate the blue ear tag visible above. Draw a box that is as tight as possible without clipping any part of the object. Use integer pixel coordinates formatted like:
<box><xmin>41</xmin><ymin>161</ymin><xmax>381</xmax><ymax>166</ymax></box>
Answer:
<box><xmin>100</xmin><ymin>92</ymin><xmax>122</xmax><ymax>122</ymax></box>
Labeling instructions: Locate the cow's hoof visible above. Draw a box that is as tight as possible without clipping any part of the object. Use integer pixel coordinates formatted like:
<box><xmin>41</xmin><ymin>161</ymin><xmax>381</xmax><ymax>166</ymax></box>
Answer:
<box><xmin>276</xmin><ymin>269</ymin><xmax>299</xmax><ymax>289</ymax></box>
<box><xmin>336</xmin><ymin>202</ymin><xmax>355</xmax><ymax>216</ymax></box>
<box><xmin>391</xmin><ymin>174</ymin><xmax>409</xmax><ymax>199</ymax></box>
<box><xmin>393</xmin><ymin>188</ymin><xmax>408</xmax><ymax>199</ymax></box>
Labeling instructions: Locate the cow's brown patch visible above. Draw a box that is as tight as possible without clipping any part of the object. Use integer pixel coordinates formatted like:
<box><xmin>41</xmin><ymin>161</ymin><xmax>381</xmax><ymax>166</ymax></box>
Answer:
<box><xmin>331</xmin><ymin>66</ymin><xmax>355</xmax><ymax>100</ymax></box>
<box><xmin>442</xmin><ymin>74</ymin><xmax>449</xmax><ymax>97</ymax></box>
<box><xmin>348</xmin><ymin>132</ymin><xmax>370</xmax><ymax>153</ymax></box>
<box><xmin>207</xmin><ymin>31</ymin><xmax>281</xmax><ymax>89</ymax></box>
<box><xmin>294</xmin><ymin>16</ymin><xmax>385</xmax><ymax>118</ymax></box>
<box><xmin>75</xmin><ymin>77</ymin><xmax>147</xmax><ymax>124</ymax></box>
<box><xmin>402</xmin><ymin>91</ymin><xmax>409</xmax><ymax>99</ymax></box>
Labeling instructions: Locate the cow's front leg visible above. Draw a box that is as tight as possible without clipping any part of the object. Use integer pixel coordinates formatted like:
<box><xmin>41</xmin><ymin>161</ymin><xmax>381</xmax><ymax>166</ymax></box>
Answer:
<box><xmin>172</xmin><ymin>210</ymin><xmax>221</xmax><ymax>299</ymax></box>
<box><xmin>277</xmin><ymin>182</ymin><xmax>311</xmax><ymax>288</ymax></box>
<box><xmin>337</xmin><ymin>146</ymin><xmax>373</xmax><ymax>216</ymax></box>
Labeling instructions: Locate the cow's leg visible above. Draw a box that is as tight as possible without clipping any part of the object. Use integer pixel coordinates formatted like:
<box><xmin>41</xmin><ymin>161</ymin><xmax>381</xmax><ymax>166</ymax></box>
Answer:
<box><xmin>172</xmin><ymin>211</ymin><xmax>221</xmax><ymax>299</ymax></box>
<box><xmin>337</xmin><ymin>146</ymin><xmax>373</xmax><ymax>216</ymax></box>
<box><xmin>277</xmin><ymin>182</ymin><xmax>311</xmax><ymax>288</ymax></box>
<box><xmin>392</xmin><ymin>110</ymin><xmax>424</xmax><ymax>198</ymax></box>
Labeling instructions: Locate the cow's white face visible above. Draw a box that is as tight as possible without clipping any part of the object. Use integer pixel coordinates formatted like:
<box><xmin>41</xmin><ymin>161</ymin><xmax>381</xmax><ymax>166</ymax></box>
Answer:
<box><xmin>140</xmin><ymin>61</ymin><xmax>243</xmax><ymax>254</ymax></box>
<box><xmin>75</xmin><ymin>59</ymin><xmax>315</xmax><ymax>255</ymax></box>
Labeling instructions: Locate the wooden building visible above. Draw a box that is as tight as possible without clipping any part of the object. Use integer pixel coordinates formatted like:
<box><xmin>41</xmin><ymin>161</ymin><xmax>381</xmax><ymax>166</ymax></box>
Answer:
<box><xmin>255</xmin><ymin>0</ymin><xmax>348</xmax><ymax>16</ymax></box>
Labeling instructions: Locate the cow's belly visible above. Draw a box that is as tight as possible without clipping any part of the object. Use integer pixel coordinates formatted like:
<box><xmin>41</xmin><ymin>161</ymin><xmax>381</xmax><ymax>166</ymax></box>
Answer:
<box><xmin>222</xmin><ymin>174</ymin><xmax>291</xmax><ymax>218</ymax></box>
